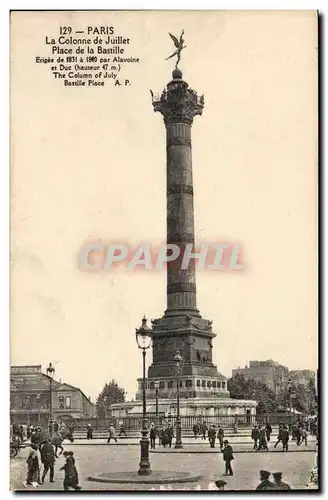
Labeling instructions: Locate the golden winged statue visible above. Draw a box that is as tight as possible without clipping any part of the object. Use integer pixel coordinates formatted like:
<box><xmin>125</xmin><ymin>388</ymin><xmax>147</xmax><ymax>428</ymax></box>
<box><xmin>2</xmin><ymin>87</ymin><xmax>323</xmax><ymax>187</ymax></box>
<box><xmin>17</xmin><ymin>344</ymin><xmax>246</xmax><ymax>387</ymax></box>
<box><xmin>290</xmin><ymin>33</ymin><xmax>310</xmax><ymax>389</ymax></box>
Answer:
<box><xmin>165</xmin><ymin>30</ymin><xmax>186</xmax><ymax>68</ymax></box>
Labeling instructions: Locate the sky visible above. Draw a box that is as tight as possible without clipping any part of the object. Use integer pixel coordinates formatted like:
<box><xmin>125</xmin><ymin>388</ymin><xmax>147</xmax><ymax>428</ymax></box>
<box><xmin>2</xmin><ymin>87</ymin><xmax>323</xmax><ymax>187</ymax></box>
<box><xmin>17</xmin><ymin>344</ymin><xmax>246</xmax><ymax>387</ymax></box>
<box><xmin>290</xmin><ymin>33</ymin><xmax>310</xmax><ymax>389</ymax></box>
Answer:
<box><xmin>11</xmin><ymin>10</ymin><xmax>318</xmax><ymax>402</ymax></box>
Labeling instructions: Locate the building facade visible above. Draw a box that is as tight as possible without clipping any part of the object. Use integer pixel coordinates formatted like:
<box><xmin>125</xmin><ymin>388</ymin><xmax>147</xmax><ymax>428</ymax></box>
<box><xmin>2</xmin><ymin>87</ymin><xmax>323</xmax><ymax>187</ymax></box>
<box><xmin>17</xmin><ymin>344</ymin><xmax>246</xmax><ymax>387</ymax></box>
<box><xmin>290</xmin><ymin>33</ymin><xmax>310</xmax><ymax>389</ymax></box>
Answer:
<box><xmin>10</xmin><ymin>365</ymin><xmax>95</xmax><ymax>426</ymax></box>
<box><xmin>232</xmin><ymin>360</ymin><xmax>289</xmax><ymax>395</ymax></box>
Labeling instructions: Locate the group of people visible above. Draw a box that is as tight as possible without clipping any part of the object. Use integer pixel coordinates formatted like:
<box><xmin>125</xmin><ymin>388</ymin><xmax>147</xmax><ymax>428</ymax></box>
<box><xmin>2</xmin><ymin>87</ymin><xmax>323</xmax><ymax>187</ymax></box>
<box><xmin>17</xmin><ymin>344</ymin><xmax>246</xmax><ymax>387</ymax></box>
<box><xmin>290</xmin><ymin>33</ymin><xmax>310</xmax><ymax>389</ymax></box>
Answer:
<box><xmin>86</xmin><ymin>422</ymin><xmax>128</xmax><ymax>441</ymax></box>
<box><xmin>149</xmin><ymin>423</ymin><xmax>174</xmax><ymax>448</ymax></box>
<box><xmin>251</xmin><ymin>422</ymin><xmax>309</xmax><ymax>452</ymax></box>
<box><xmin>24</xmin><ymin>437</ymin><xmax>81</xmax><ymax>490</ymax></box>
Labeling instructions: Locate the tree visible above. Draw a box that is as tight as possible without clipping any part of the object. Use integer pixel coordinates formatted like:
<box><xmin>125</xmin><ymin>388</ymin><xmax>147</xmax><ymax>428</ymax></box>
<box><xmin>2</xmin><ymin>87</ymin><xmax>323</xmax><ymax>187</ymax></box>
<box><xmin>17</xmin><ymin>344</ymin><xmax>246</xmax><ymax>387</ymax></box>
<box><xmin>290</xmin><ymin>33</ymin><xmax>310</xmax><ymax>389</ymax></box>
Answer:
<box><xmin>96</xmin><ymin>379</ymin><xmax>126</xmax><ymax>418</ymax></box>
<box><xmin>227</xmin><ymin>373</ymin><xmax>278</xmax><ymax>413</ymax></box>
<box><xmin>278</xmin><ymin>379</ymin><xmax>317</xmax><ymax>414</ymax></box>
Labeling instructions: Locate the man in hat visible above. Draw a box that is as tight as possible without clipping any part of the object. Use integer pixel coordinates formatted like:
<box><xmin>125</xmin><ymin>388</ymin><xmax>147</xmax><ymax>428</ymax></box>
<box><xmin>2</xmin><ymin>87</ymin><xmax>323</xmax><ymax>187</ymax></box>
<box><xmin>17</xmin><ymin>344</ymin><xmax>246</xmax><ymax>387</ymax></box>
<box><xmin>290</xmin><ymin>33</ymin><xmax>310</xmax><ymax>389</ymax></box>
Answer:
<box><xmin>222</xmin><ymin>440</ymin><xmax>234</xmax><ymax>476</ymax></box>
<box><xmin>272</xmin><ymin>472</ymin><xmax>291</xmax><ymax>490</ymax></box>
<box><xmin>215</xmin><ymin>480</ymin><xmax>227</xmax><ymax>490</ymax></box>
<box><xmin>255</xmin><ymin>470</ymin><xmax>275</xmax><ymax>490</ymax></box>
<box><xmin>208</xmin><ymin>425</ymin><xmax>216</xmax><ymax>448</ymax></box>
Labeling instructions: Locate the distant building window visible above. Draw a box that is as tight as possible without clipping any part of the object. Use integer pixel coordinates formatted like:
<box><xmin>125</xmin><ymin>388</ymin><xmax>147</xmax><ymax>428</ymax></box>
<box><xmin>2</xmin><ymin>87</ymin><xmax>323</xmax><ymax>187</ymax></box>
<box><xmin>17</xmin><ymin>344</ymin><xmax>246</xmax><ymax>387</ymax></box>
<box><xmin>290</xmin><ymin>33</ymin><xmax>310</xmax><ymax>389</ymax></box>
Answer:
<box><xmin>222</xmin><ymin>382</ymin><xmax>225</xmax><ymax>389</ymax></box>
<box><xmin>212</xmin><ymin>381</ymin><xmax>217</xmax><ymax>388</ymax></box>
<box><xmin>207</xmin><ymin>381</ymin><xmax>211</xmax><ymax>388</ymax></box>
<box><xmin>168</xmin><ymin>381</ymin><xmax>174</xmax><ymax>389</ymax></box>
<box><xmin>59</xmin><ymin>396</ymin><xmax>65</xmax><ymax>409</ymax></box>
<box><xmin>196</xmin><ymin>380</ymin><xmax>201</xmax><ymax>387</ymax></box>
<box><xmin>202</xmin><ymin>380</ymin><xmax>206</xmax><ymax>387</ymax></box>
<box><xmin>179</xmin><ymin>380</ymin><xmax>183</xmax><ymax>388</ymax></box>
<box><xmin>159</xmin><ymin>381</ymin><xmax>165</xmax><ymax>389</ymax></box>
<box><xmin>217</xmin><ymin>381</ymin><xmax>221</xmax><ymax>389</ymax></box>
<box><xmin>65</xmin><ymin>396</ymin><xmax>71</xmax><ymax>409</ymax></box>
<box><xmin>186</xmin><ymin>380</ymin><xmax>192</xmax><ymax>388</ymax></box>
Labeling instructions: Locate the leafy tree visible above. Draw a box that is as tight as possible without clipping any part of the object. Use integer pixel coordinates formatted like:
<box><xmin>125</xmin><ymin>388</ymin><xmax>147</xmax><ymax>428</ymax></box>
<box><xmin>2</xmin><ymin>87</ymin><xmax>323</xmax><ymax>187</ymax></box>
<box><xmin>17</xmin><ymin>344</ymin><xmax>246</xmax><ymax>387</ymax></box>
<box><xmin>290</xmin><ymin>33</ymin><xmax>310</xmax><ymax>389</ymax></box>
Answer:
<box><xmin>96</xmin><ymin>379</ymin><xmax>126</xmax><ymax>418</ymax></box>
<box><xmin>278</xmin><ymin>379</ymin><xmax>317</xmax><ymax>414</ymax></box>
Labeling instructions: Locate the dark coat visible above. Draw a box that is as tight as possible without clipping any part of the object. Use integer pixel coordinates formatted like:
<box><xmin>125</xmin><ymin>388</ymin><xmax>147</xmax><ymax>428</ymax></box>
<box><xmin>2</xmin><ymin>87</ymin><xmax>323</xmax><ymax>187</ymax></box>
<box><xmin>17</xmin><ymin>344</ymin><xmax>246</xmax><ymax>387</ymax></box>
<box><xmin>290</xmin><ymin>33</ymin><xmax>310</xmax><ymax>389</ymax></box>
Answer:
<box><xmin>256</xmin><ymin>480</ymin><xmax>275</xmax><ymax>490</ymax></box>
<box><xmin>60</xmin><ymin>456</ymin><xmax>79</xmax><ymax>487</ymax></box>
<box><xmin>40</xmin><ymin>442</ymin><xmax>55</xmax><ymax>464</ymax></box>
<box><xmin>265</xmin><ymin>424</ymin><xmax>272</xmax><ymax>434</ymax></box>
<box><xmin>222</xmin><ymin>444</ymin><xmax>234</xmax><ymax>462</ymax></box>
<box><xmin>282</xmin><ymin>429</ymin><xmax>289</xmax><ymax>443</ymax></box>
<box><xmin>149</xmin><ymin>427</ymin><xmax>156</xmax><ymax>439</ymax></box>
<box><xmin>273</xmin><ymin>481</ymin><xmax>291</xmax><ymax>490</ymax></box>
<box><xmin>208</xmin><ymin>427</ymin><xmax>216</xmax><ymax>439</ymax></box>
<box><xmin>252</xmin><ymin>428</ymin><xmax>260</xmax><ymax>440</ymax></box>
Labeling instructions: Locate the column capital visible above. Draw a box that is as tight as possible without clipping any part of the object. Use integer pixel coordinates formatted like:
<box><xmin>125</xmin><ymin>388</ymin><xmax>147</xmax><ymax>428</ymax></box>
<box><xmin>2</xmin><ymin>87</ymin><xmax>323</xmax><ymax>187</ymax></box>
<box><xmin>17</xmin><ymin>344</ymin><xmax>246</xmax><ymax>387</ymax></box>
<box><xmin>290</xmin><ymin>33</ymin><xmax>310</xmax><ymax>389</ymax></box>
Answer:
<box><xmin>151</xmin><ymin>70</ymin><xmax>204</xmax><ymax>126</ymax></box>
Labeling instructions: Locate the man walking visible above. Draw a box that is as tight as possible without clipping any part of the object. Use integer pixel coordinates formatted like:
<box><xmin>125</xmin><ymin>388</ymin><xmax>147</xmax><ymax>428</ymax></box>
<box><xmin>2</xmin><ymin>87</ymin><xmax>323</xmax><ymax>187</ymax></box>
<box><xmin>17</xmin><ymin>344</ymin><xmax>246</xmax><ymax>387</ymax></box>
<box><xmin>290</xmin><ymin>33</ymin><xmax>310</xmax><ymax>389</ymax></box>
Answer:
<box><xmin>251</xmin><ymin>425</ymin><xmax>260</xmax><ymax>450</ymax></box>
<box><xmin>217</xmin><ymin>427</ymin><xmax>224</xmax><ymax>450</ymax></box>
<box><xmin>201</xmin><ymin>421</ymin><xmax>208</xmax><ymax>440</ymax></box>
<box><xmin>274</xmin><ymin>424</ymin><xmax>284</xmax><ymax>448</ymax></box>
<box><xmin>282</xmin><ymin>425</ymin><xmax>289</xmax><ymax>452</ymax></box>
<box><xmin>258</xmin><ymin>426</ymin><xmax>268</xmax><ymax>451</ymax></box>
<box><xmin>265</xmin><ymin>422</ymin><xmax>272</xmax><ymax>442</ymax></box>
<box><xmin>222</xmin><ymin>440</ymin><xmax>234</xmax><ymax>476</ymax></box>
<box><xmin>300</xmin><ymin>427</ymin><xmax>308</xmax><ymax>446</ymax></box>
<box><xmin>255</xmin><ymin>470</ymin><xmax>275</xmax><ymax>490</ymax></box>
<box><xmin>107</xmin><ymin>423</ymin><xmax>118</xmax><ymax>444</ymax></box>
<box><xmin>272</xmin><ymin>472</ymin><xmax>291</xmax><ymax>490</ymax></box>
<box><xmin>40</xmin><ymin>439</ymin><xmax>55</xmax><ymax>484</ymax></box>
<box><xmin>118</xmin><ymin>422</ymin><xmax>127</xmax><ymax>438</ymax></box>
<box><xmin>192</xmin><ymin>423</ymin><xmax>199</xmax><ymax>439</ymax></box>
<box><xmin>208</xmin><ymin>425</ymin><xmax>216</xmax><ymax>448</ymax></box>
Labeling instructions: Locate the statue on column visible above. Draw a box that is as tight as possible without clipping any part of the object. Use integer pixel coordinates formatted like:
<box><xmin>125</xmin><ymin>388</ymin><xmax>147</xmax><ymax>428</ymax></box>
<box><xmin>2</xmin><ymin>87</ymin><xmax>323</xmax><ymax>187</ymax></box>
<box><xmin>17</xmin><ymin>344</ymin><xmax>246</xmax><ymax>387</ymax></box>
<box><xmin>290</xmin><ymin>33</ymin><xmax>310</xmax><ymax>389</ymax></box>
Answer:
<box><xmin>166</xmin><ymin>31</ymin><xmax>186</xmax><ymax>68</ymax></box>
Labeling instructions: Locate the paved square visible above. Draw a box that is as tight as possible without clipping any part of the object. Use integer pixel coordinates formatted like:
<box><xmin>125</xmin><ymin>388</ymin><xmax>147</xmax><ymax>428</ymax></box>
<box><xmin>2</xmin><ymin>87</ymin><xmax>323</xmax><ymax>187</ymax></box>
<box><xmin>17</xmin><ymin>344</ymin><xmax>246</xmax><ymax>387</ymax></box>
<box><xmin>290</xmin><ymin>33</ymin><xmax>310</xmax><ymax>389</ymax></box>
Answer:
<box><xmin>11</xmin><ymin>443</ymin><xmax>316</xmax><ymax>491</ymax></box>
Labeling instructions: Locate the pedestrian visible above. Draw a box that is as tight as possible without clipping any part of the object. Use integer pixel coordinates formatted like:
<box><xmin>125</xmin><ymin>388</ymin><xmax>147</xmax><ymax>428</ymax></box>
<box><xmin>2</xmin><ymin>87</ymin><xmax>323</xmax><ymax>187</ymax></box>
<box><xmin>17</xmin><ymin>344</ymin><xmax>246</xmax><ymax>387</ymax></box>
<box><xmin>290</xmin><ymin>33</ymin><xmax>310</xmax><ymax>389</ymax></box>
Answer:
<box><xmin>60</xmin><ymin>451</ymin><xmax>81</xmax><ymax>491</ymax></box>
<box><xmin>158</xmin><ymin>426</ymin><xmax>164</xmax><ymax>447</ymax></box>
<box><xmin>201</xmin><ymin>421</ymin><xmax>208</xmax><ymax>440</ymax></box>
<box><xmin>222</xmin><ymin>440</ymin><xmax>234</xmax><ymax>476</ymax></box>
<box><xmin>294</xmin><ymin>426</ymin><xmax>301</xmax><ymax>445</ymax></box>
<box><xmin>265</xmin><ymin>422</ymin><xmax>272</xmax><ymax>442</ymax></box>
<box><xmin>54</xmin><ymin>421</ymin><xmax>59</xmax><ymax>433</ymax></box>
<box><xmin>150</xmin><ymin>423</ymin><xmax>156</xmax><ymax>449</ymax></box>
<box><xmin>217</xmin><ymin>427</ymin><xmax>224</xmax><ymax>450</ymax></box>
<box><xmin>193</xmin><ymin>423</ymin><xmax>199</xmax><ymax>439</ymax></box>
<box><xmin>208</xmin><ymin>425</ymin><xmax>216</xmax><ymax>448</ymax></box>
<box><xmin>161</xmin><ymin>428</ymin><xmax>170</xmax><ymax>448</ymax></box>
<box><xmin>40</xmin><ymin>439</ymin><xmax>55</xmax><ymax>484</ymax></box>
<box><xmin>107</xmin><ymin>423</ymin><xmax>118</xmax><ymax>443</ymax></box>
<box><xmin>27</xmin><ymin>424</ymin><xmax>32</xmax><ymax>440</ymax></box>
<box><xmin>251</xmin><ymin>425</ymin><xmax>260</xmax><ymax>450</ymax></box>
<box><xmin>118</xmin><ymin>422</ymin><xmax>127</xmax><ymax>438</ymax></box>
<box><xmin>67</xmin><ymin>426</ymin><xmax>75</xmax><ymax>443</ymax></box>
<box><xmin>24</xmin><ymin>443</ymin><xmax>41</xmax><ymax>487</ymax></box>
<box><xmin>167</xmin><ymin>424</ymin><xmax>174</xmax><ymax>448</ymax></box>
<box><xmin>215</xmin><ymin>480</ymin><xmax>227</xmax><ymax>490</ymax></box>
<box><xmin>255</xmin><ymin>470</ymin><xmax>275</xmax><ymax>490</ymax></box>
<box><xmin>282</xmin><ymin>425</ymin><xmax>289</xmax><ymax>452</ymax></box>
<box><xmin>258</xmin><ymin>426</ymin><xmax>268</xmax><ymax>451</ymax></box>
<box><xmin>300</xmin><ymin>427</ymin><xmax>308</xmax><ymax>446</ymax></box>
<box><xmin>272</xmin><ymin>472</ymin><xmax>291</xmax><ymax>490</ymax></box>
<box><xmin>86</xmin><ymin>424</ymin><xmax>93</xmax><ymax>440</ymax></box>
<box><xmin>274</xmin><ymin>424</ymin><xmax>284</xmax><ymax>448</ymax></box>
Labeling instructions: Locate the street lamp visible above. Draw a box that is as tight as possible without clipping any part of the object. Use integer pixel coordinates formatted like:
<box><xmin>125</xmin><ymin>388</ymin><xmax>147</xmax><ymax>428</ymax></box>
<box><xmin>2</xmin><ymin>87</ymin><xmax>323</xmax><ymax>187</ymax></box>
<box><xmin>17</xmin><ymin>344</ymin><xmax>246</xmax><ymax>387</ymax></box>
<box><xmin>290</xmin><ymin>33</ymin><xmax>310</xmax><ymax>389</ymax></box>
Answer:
<box><xmin>36</xmin><ymin>393</ymin><xmax>41</xmax><ymax>425</ymax></box>
<box><xmin>46</xmin><ymin>362</ymin><xmax>55</xmax><ymax>437</ymax></box>
<box><xmin>136</xmin><ymin>315</ymin><xmax>152</xmax><ymax>475</ymax></box>
<box><xmin>103</xmin><ymin>396</ymin><xmax>108</xmax><ymax>420</ymax></box>
<box><xmin>174</xmin><ymin>350</ymin><xmax>183</xmax><ymax>449</ymax></box>
<box><xmin>154</xmin><ymin>380</ymin><xmax>160</xmax><ymax>429</ymax></box>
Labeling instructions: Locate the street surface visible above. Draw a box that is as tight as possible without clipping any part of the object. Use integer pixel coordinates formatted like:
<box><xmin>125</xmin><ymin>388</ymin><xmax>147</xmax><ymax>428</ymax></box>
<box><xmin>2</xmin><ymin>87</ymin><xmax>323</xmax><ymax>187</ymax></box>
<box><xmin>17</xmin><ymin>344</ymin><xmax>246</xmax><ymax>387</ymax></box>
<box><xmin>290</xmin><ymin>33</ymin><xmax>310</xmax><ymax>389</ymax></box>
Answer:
<box><xmin>11</xmin><ymin>442</ymin><xmax>316</xmax><ymax>491</ymax></box>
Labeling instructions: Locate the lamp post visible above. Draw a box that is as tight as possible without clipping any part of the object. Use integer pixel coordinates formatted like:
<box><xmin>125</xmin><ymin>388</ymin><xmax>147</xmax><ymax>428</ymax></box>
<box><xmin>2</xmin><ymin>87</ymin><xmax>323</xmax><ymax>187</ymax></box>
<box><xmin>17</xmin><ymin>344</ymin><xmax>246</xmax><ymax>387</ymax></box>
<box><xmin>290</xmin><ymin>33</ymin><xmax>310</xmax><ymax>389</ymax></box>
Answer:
<box><xmin>136</xmin><ymin>315</ymin><xmax>152</xmax><ymax>475</ymax></box>
<box><xmin>103</xmin><ymin>396</ymin><xmax>108</xmax><ymax>420</ymax></box>
<box><xmin>36</xmin><ymin>393</ymin><xmax>41</xmax><ymax>425</ymax></box>
<box><xmin>174</xmin><ymin>350</ymin><xmax>183</xmax><ymax>449</ymax></box>
<box><xmin>46</xmin><ymin>362</ymin><xmax>55</xmax><ymax>437</ymax></box>
<box><xmin>154</xmin><ymin>380</ymin><xmax>159</xmax><ymax>429</ymax></box>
